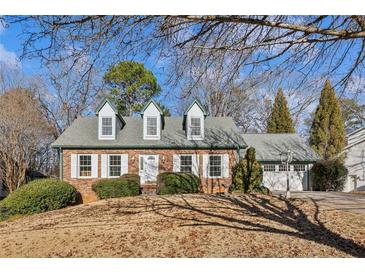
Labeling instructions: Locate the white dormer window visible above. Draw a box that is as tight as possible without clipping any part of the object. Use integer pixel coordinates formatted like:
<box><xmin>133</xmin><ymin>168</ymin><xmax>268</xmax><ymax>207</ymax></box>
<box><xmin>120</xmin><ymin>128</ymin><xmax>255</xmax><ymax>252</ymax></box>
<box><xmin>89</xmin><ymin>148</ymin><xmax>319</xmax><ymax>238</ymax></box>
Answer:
<box><xmin>190</xmin><ymin>117</ymin><xmax>201</xmax><ymax>137</ymax></box>
<box><xmin>184</xmin><ymin>100</ymin><xmax>206</xmax><ymax>141</ymax></box>
<box><xmin>142</xmin><ymin>100</ymin><xmax>162</xmax><ymax>140</ymax></box>
<box><xmin>101</xmin><ymin>117</ymin><xmax>113</xmax><ymax>136</ymax></box>
<box><xmin>146</xmin><ymin>117</ymin><xmax>158</xmax><ymax>136</ymax></box>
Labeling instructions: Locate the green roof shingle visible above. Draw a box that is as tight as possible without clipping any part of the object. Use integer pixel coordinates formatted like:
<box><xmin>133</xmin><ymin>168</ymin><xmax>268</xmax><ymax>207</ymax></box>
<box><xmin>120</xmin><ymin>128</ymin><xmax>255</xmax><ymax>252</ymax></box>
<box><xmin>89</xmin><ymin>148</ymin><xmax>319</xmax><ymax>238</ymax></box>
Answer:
<box><xmin>240</xmin><ymin>133</ymin><xmax>319</xmax><ymax>162</ymax></box>
<box><xmin>52</xmin><ymin>116</ymin><xmax>246</xmax><ymax>149</ymax></box>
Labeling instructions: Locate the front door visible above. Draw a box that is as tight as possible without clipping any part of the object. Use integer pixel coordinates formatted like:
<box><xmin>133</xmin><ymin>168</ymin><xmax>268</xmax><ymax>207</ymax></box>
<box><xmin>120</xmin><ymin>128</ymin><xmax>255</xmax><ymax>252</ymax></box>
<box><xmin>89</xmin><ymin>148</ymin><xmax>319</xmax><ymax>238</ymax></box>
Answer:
<box><xmin>139</xmin><ymin>155</ymin><xmax>159</xmax><ymax>184</ymax></box>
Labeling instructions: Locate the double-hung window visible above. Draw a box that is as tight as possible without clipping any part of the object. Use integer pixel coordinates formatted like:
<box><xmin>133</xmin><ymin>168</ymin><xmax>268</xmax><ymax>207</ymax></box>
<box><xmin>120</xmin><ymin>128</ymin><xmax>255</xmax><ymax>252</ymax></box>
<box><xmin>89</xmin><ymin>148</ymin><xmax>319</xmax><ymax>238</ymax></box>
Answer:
<box><xmin>180</xmin><ymin>155</ymin><xmax>193</xmax><ymax>173</ymax></box>
<box><xmin>79</xmin><ymin>155</ymin><xmax>92</xmax><ymax>177</ymax></box>
<box><xmin>263</xmin><ymin>164</ymin><xmax>276</xmax><ymax>172</ymax></box>
<box><xmin>294</xmin><ymin>164</ymin><xmax>305</xmax><ymax>172</ymax></box>
<box><xmin>209</xmin><ymin>155</ymin><xmax>222</xmax><ymax>177</ymax></box>
<box><xmin>109</xmin><ymin>155</ymin><xmax>121</xmax><ymax>177</ymax></box>
<box><xmin>101</xmin><ymin>117</ymin><xmax>113</xmax><ymax>136</ymax></box>
<box><xmin>146</xmin><ymin>117</ymin><xmax>158</xmax><ymax>136</ymax></box>
<box><xmin>279</xmin><ymin>164</ymin><xmax>289</xmax><ymax>172</ymax></box>
<box><xmin>190</xmin><ymin>117</ymin><xmax>201</xmax><ymax>137</ymax></box>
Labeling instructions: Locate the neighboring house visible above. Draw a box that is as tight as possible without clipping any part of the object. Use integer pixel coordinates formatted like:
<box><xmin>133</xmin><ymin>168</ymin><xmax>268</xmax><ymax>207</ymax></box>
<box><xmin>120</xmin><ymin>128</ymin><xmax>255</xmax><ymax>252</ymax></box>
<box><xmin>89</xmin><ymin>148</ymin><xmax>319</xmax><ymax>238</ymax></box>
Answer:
<box><xmin>240</xmin><ymin>134</ymin><xmax>319</xmax><ymax>191</ymax></box>
<box><xmin>52</xmin><ymin>98</ymin><xmax>246</xmax><ymax>201</ymax></box>
<box><xmin>344</xmin><ymin>127</ymin><xmax>365</xmax><ymax>191</ymax></box>
<box><xmin>52</xmin><ymin>97</ymin><xmax>320</xmax><ymax>201</ymax></box>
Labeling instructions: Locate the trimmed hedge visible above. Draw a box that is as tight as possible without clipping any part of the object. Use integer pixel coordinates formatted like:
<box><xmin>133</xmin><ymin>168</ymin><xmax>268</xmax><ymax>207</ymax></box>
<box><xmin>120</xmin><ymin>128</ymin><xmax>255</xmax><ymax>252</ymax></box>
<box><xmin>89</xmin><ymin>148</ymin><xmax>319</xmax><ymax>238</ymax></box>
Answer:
<box><xmin>311</xmin><ymin>159</ymin><xmax>348</xmax><ymax>191</ymax></box>
<box><xmin>92</xmin><ymin>175</ymin><xmax>140</xmax><ymax>199</ymax></box>
<box><xmin>0</xmin><ymin>179</ymin><xmax>78</xmax><ymax>219</ymax></box>
<box><xmin>156</xmin><ymin>172</ymin><xmax>200</xmax><ymax>195</ymax></box>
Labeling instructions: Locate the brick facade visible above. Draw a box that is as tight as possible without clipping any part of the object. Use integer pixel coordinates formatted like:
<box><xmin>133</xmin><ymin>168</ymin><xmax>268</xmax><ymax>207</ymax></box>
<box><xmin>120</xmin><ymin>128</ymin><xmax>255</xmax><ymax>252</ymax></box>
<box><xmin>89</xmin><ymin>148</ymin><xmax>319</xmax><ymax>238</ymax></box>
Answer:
<box><xmin>62</xmin><ymin>148</ymin><xmax>238</xmax><ymax>203</ymax></box>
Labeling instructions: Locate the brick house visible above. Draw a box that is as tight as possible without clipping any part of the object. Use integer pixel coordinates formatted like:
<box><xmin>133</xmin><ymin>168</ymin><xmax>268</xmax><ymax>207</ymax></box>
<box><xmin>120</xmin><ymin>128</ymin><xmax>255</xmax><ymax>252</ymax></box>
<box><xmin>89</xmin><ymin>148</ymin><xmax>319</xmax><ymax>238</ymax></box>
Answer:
<box><xmin>52</xmin><ymin>98</ymin><xmax>245</xmax><ymax>202</ymax></box>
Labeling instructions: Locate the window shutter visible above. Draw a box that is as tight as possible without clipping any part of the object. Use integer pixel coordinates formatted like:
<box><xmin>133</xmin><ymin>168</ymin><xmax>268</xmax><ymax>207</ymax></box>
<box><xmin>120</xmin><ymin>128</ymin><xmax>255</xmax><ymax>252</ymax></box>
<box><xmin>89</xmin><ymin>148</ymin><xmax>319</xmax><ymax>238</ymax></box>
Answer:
<box><xmin>101</xmin><ymin>154</ymin><xmax>107</xmax><ymax>178</ymax></box>
<box><xmin>202</xmin><ymin>154</ymin><xmax>209</xmax><ymax>178</ymax></box>
<box><xmin>223</xmin><ymin>154</ymin><xmax>229</xmax><ymax>178</ymax></box>
<box><xmin>91</xmin><ymin>154</ymin><xmax>98</xmax><ymax>178</ymax></box>
<box><xmin>71</xmin><ymin>154</ymin><xmax>78</xmax><ymax>178</ymax></box>
<box><xmin>173</xmin><ymin>154</ymin><xmax>180</xmax><ymax>172</ymax></box>
<box><xmin>192</xmin><ymin>154</ymin><xmax>199</xmax><ymax>176</ymax></box>
<box><xmin>121</xmin><ymin>154</ymin><xmax>129</xmax><ymax>175</ymax></box>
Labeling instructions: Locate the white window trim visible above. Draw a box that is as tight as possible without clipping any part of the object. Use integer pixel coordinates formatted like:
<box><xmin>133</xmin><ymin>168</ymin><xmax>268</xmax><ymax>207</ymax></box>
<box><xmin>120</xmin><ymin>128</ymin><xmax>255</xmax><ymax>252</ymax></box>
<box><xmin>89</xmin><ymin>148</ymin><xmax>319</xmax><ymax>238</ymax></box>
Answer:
<box><xmin>101</xmin><ymin>116</ymin><xmax>113</xmax><ymax>137</ymax></box>
<box><xmin>108</xmin><ymin>154</ymin><xmax>122</xmax><ymax>178</ymax></box>
<box><xmin>78</xmin><ymin>154</ymin><xmax>93</xmax><ymax>179</ymax></box>
<box><xmin>188</xmin><ymin>116</ymin><xmax>204</xmax><ymax>140</ymax></box>
<box><xmin>144</xmin><ymin>115</ymin><xmax>160</xmax><ymax>140</ymax></box>
<box><xmin>179</xmin><ymin>154</ymin><xmax>193</xmax><ymax>173</ymax></box>
<box><xmin>208</xmin><ymin>154</ymin><xmax>223</xmax><ymax>179</ymax></box>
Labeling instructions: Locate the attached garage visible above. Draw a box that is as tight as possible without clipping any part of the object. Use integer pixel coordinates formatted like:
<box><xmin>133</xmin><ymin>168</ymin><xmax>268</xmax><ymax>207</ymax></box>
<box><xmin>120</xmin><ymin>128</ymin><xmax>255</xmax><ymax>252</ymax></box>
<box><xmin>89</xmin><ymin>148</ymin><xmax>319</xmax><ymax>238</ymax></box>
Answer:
<box><xmin>240</xmin><ymin>133</ymin><xmax>319</xmax><ymax>191</ymax></box>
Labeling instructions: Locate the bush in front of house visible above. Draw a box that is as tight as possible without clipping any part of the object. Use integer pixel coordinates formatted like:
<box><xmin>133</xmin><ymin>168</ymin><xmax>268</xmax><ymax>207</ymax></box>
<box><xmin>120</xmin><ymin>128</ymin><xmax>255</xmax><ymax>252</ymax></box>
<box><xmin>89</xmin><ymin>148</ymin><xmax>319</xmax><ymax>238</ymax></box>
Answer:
<box><xmin>311</xmin><ymin>159</ymin><xmax>348</xmax><ymax>191</ymax></box>
<box><xmin>0</xmin><ymin>179</ymin><xmax>78</xmax><ymax>219</ymax></box>
<box><xmin>231</xmin><ymin>147</ymin><xmax>264</xmax><ymax>193</ymax></box>
<box><xmin>92</xmin><ymin>175</ymin><xmax>140</xmax><ymax>199</ymax></box>
<box><xmin>156</xmin><ymin>172</ymin><xmax>200</xmax><ymax>195</ymax></box>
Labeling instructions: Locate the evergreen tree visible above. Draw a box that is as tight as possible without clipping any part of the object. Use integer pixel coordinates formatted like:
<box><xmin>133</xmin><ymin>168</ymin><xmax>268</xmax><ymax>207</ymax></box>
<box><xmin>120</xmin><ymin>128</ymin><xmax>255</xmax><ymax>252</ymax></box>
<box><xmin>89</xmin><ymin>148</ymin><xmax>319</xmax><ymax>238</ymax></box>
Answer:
<box><xmin>104</xmin><ymin>61</ymin><xmax>161</xmax><ymax>116</ymax></box>
<box><xmin>232</xmin><ymin>147</ymin><xmax>263</xmax><ymax>193</ymax></box>
<box><xmin>267</xmin><ymin>88</ymin><xmax>295</xmax><ymax>133</ymax></box>
<box><xmin>309</xmin><ymin>80</ymin><xmax>346</xmax><ymax>160</ymax></box>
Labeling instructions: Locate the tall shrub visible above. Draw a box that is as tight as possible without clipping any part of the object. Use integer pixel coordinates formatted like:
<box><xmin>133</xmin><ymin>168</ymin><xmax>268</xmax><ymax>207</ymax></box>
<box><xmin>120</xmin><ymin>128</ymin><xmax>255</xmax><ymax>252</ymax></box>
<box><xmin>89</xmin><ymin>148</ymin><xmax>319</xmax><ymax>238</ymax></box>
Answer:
<box><xmin>267</xmin><ymin>88</ymin><xmax>295</xmax><ymax>133</ymax></box>
<box><xmin>311</xmin><ymin>159</ymin><xmax>348</xmax><ymax>191</ymax></box>
<box><xmin>309</xmin><ymin>80</ymin><xmax>345</xmax><ymax>160</ymax></box>
<box><xmin>232</xmin><ymin>147</ymin><xmax>263</xmax><ymax>193</ymax></box>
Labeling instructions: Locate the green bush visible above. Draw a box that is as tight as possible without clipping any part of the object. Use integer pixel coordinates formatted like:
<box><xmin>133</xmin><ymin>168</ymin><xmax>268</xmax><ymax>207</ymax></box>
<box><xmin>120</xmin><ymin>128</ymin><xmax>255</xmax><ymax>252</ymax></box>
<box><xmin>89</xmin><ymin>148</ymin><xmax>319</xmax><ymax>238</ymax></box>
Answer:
<box><xmin>311</xmin><ymin>159</ymin><xmax>348</xmax><ymax>191</ymax></box>
<box><xmin>156</xmin><ymin>172</ymin><xmax>200</xmax><ymax>195</ymax></box>
<box><xmin>92</xmin><ymin>176</ymin><xmax>140</xmax><ymax>199</ymax></box>
<box><xmin>231</xmin><ymin>147</ymin><xmax>263</xmax><ymax>193</ymax></box>
<box><xmin>0</xmin><ymin>179</ymin><xmax>77</xmax><ymax>219</ymax></box>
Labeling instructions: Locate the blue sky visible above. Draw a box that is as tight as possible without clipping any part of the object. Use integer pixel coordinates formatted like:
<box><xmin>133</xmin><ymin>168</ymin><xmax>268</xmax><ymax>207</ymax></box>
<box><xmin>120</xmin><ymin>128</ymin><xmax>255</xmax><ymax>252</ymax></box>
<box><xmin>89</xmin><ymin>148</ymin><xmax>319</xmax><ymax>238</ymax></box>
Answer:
<box><xmin>0</xmin><ymin>20</ymin><xmax>180</xmax><ymax>113</ymax></box>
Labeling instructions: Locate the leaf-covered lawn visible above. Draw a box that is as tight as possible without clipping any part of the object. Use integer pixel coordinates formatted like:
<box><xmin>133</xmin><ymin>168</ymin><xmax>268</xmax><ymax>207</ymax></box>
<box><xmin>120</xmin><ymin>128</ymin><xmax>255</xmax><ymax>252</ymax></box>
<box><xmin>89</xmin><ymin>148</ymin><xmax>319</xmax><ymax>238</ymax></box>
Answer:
<box><xmin>0</xmin><ymin>194</ymin><xmax>364</xmax><ymax>257</ymax></box>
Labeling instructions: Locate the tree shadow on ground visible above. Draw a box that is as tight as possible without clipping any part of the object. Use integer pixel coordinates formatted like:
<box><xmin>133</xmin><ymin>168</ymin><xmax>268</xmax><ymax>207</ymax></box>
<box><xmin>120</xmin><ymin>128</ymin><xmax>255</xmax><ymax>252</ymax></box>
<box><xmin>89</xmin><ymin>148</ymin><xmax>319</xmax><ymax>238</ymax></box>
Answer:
<box><xmin>146</xmin><ymin>194</ymin><xmax>365</xmax><ymax>257</ymax></box>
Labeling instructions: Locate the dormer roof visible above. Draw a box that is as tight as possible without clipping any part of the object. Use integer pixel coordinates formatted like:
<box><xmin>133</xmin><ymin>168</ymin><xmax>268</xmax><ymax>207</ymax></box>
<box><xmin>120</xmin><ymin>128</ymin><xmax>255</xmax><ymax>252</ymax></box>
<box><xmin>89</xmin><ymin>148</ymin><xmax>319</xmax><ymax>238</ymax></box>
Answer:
<box><xmin>140</xmin><ymin>99</ymin><xmax>164</xmax><ymax>116</ymax></box>
<box><xmin>95</xmin><ymin>97</ymin><xmax>125</xmax><ymax>125</ymax></box>
<box><xmin>183</xmin><ymin>98</ymin><xmax>208</xmax><ymax>116</ymax></box>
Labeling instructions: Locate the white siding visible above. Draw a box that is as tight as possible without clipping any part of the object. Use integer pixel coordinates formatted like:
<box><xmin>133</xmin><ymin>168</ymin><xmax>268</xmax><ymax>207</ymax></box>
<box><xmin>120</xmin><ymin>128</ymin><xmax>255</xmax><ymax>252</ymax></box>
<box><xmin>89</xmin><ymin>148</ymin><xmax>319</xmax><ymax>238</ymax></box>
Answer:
<box><xmin>71</xmin><ymin>154</ymin><xmax>78</xmax><ymax>178</ymax></box>
<box><xmin>186</xmin><ymin>103</ymin><xmax>204</xmax><ymax>140</ymax></box>
<box><xmin>143</xmin><ymin>102</ymin><xmax>161</xmax><ymax>140</ymax></box>
<box><xmin>344</xmin><ymin>141</ymin><xmax>365</xmax><ymax>191</ymax></box>
<box><xmin>98</xmin><ymin>102</ymin><xmax>116</xmax><ymax>140</ymax></box>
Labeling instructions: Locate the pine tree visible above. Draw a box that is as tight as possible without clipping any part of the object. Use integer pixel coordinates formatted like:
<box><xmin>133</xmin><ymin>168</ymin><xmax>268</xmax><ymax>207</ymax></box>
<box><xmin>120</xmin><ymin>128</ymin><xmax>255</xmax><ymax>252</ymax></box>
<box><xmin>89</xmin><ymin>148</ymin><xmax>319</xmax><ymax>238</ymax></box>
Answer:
<box><xmin>309</xmin><ymin>80</ymin><xmax>346</xmax><ymax>160</ymax></box>
<box><xmin>267</xmin><ymin>88</ymin><xmax>295</xmax><ymax>133</ymax></box>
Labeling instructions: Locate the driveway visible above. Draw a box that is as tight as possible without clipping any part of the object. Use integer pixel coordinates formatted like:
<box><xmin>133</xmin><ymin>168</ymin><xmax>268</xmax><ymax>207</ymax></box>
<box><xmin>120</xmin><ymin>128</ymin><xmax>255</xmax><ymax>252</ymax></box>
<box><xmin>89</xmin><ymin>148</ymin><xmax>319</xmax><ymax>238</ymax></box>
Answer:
<box><xmin>288</xmin><ymin>191</ymin><xmax>365</xmax><ymax>214</ymax></box>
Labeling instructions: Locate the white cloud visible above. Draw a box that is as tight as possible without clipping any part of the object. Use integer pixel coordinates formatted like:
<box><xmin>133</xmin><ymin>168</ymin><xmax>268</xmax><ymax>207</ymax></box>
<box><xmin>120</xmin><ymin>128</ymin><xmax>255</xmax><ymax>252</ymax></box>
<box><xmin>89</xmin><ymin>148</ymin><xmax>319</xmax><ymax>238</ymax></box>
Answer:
<box><xmin>0</xmin><ymin>44</ymin><xmax>21</xmax><ymax>69</ymax></box>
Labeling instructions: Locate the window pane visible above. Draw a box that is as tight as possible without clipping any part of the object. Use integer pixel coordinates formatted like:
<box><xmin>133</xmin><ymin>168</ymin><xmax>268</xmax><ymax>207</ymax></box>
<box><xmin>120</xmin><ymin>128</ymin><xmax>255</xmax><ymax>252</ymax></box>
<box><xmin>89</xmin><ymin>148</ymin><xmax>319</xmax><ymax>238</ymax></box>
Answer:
<box><xmin>79</xmin><ymin>155</ymin><xmax>92</xmax><ymax>177</ymax></box>
<box><xmin>209</xmin><ymin>155</ymin><xmax>222</xmax><ymax>177</ymax></box>
<box><xmin>180</xmin><ymin>155</ymin><xmax>193</xmax><ymax>173</ymax></box>
<box><xmin>294</xmin><ymin>164</ymin><xmax>305</xmax><ymax>172</ymax></box>
<box><xmin>102</xmin><ymin>117</ymin><xmax>113</xmax><ymax>136</ymax></box>
<box><xmin>147</xmin><ymin>117</ymin><xmax>157</xmax><ymax>136</ymax></box>
<box><xmin>109</xmin><ymin>155</ymin><xmax>121</xmax><ymax>177</ymax></box>
<box><xmin>279</xmin><ymin>165</ymin><xmax>289</xmax><ymax>172</ymax></box>
<box><xmin>191</xmin><ymin>118</ymin><xmax>201</xmax><ymax>136</ymax></box>
<box><xmin>263</xmin><ymin>164</ymin><xmax>276</xmax><ymax>172</ymax></box>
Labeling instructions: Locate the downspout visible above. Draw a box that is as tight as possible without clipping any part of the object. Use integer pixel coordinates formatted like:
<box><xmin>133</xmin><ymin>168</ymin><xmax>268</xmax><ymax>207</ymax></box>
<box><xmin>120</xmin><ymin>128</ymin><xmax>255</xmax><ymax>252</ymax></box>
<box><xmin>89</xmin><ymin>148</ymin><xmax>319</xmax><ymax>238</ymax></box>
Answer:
<box><xmin>59</xmin><ymin>147</ymin><xmax>63</xmax><ymax>181</ymax></box>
